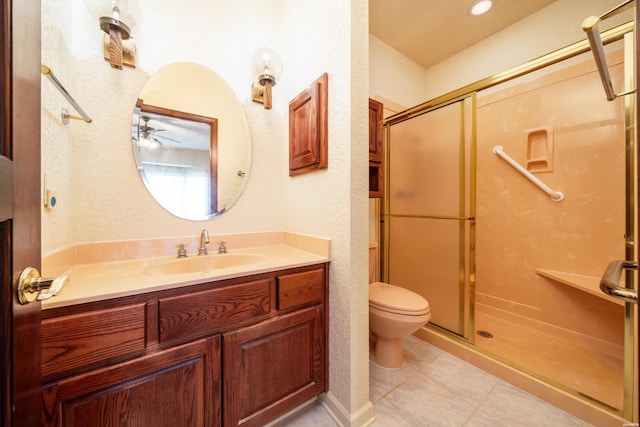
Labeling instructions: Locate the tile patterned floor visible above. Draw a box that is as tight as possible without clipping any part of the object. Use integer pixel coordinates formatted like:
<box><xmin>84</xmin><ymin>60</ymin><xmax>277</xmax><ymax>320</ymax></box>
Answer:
<box><xmin>274</xmin><ymin>335</ymin><xmax>594</xmax><ymax>427</ymax></box>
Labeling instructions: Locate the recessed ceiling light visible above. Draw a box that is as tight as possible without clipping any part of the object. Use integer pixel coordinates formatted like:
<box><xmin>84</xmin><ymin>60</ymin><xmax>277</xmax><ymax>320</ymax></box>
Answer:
<box><xmin>470</xmin><ymin>0</ymin><xmax>493</xmax><ymax>16</ymax></box>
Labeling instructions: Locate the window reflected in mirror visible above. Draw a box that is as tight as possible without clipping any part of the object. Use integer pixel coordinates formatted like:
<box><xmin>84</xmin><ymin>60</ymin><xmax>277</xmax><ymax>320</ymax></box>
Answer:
<box><xmin>133</xmin><ymin>100</ymin><xmax>219</xmax><ymax>218</ymax></box>
<box><xmin>131</xmin><ymin>62</ymin><xmax>251</xmax><ymax>221</ymax></box>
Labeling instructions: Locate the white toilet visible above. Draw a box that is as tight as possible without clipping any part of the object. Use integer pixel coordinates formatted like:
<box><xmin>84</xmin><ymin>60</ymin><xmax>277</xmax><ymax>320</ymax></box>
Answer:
<box><xmin>369</xmin><ymin>242</ymin><xmax>431</xmax><ymax>369</ymax></box>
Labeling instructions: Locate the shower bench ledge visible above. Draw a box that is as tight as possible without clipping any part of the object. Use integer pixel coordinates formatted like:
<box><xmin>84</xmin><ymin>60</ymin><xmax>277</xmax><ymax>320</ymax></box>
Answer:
<box><xmin>535</xmin><ymin>268</ymin><xmax>624</xmax><ymax>306</ymax></box>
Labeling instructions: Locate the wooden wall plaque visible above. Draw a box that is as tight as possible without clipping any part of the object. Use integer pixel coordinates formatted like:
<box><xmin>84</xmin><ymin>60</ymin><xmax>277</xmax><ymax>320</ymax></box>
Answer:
<box><xmin>288</xmin><ymin>73</ymin><xmax>328</xmax><ymax>176</ymax></box>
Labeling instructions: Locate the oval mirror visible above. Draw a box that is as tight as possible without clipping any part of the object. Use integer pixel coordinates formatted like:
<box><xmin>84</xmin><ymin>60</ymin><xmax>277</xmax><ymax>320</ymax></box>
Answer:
<box><xmin>132</xmin><ymin>62</ymin><xmax>251</xmax><ymax>221</ymax></box>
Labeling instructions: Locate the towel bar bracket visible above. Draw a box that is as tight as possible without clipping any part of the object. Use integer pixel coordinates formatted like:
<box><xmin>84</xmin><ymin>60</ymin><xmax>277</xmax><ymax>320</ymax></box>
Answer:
<box><xmin>60</xmin><ymin>108</ymin><xmax>90</xmax><ymax>125</ymax></box>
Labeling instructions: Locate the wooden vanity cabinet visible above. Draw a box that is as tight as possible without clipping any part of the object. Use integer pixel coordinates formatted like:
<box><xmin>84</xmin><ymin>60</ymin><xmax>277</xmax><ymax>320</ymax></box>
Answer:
<box><xmin>40</xmin><ymin>262</ymin><xmax>329</xmax><ymax>427</ymax></box>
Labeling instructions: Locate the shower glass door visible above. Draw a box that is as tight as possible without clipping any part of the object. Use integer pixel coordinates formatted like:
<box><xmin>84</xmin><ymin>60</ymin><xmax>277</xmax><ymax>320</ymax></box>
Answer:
<box><xmin>385</xmin><ymin>97</ymin><xmax>475</xmax><ymax>338</ymax></box>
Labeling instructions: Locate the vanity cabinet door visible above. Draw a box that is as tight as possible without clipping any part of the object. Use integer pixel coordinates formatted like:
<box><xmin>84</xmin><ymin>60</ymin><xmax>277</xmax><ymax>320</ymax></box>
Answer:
<box><xmin>223</xmin><ymin>306</ymin><xmax>325</xmax><ymax>427</ymax></box>
<box><xmin>369</xmin><ymin>98</ymin><xmax>383</xmax><ymax>162</ymax></box>
<box><xmin>41</xmin><ymin>302</ymin><xmax>147</xmax><ymax>382</ymax></box>
<box><xmin>369</xmin><ymin>98</ymin><xmax>384</xmax><ymax>198</ymax></box>
<box><xmin>42</xmin><ymin>336</ymin><xmax>221</xmax><ymax>427</ymax></box>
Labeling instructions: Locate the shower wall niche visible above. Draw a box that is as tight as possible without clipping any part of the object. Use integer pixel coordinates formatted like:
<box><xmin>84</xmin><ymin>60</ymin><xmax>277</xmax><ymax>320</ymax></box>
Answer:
<box><xmin>523</xmin><ymin>125</ymin><xmax>554</xmax><ymax>173</ymax></box>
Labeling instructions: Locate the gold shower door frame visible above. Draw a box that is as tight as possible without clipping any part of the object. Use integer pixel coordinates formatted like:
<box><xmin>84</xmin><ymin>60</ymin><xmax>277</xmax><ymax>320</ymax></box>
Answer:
<box><xmin>382</xmin><ymin>96</ymin><xmax>476</xmax><ymax>340</ymax></box>
<box><xmin>621</xmin><ymin>30</ymin><xmax>636</xmax><ymax>421</ymax></box>
<box><xmin>381</xmin><ymin>22</ymin><xmax>636</xmax><ymax>418</ymax></box>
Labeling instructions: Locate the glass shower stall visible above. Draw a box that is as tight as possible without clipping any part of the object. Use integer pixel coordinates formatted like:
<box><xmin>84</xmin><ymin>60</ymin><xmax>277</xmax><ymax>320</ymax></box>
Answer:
<box><xmin>381</xmin><ymin>21</ymin><xmax>636</xmax><ymax>418</ymax></box>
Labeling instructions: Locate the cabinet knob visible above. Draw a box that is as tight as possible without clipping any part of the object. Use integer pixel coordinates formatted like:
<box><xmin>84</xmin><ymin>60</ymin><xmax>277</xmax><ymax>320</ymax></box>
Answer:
<box><xmin>17</xmin><ymin>267</ymin><xmax>68</xmax><ymax>305</ymax></box>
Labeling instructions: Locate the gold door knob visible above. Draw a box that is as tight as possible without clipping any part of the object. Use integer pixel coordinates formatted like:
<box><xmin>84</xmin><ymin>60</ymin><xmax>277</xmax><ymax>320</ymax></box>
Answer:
<box><xmin>17</xmin><ymin>267</ymin><xmax>68</xmax><ymax>305</ymax></box>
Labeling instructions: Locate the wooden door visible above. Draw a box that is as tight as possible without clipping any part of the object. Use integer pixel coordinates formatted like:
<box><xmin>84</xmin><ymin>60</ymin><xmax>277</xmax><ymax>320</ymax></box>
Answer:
<box><xmin>1</xmin><ymin>0</ymin><xmax>43</xmax><ymax>426</ymax></box>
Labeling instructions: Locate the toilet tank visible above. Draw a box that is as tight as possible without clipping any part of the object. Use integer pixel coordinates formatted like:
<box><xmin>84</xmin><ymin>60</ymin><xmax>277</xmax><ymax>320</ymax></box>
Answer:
<box><xmin>369</xmin><ymin>241</ymin><xmax>378</xmax><ymax>283</ymax></box>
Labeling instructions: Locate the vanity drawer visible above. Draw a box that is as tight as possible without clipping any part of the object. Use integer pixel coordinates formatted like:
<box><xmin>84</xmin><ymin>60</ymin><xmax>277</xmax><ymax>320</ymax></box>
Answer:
<box><xmin>277</xmin><ymin>268</ymin><xmax>325</xmax><ymax>310</ymax></box>
<box><xmin>158</xmin><ymin>279</ymin><xmax>272</xmax><ymax>342</ymax></box>
<box><xmin>41</xmin><ymin>302</ymin><xmax>147</xmax><ymax>380</ymax></box>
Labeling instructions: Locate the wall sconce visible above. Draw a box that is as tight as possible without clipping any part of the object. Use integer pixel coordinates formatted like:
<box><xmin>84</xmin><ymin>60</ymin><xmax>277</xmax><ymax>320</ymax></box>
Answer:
<box><xmin>251</xmin><ymin>47</ymin><xmax>283</xmax><ymax>110</ymax></box>
<box><xmin>84</xmin><ymin>0</ymin><xmax>141</xmax><ymax>70</ymax></box>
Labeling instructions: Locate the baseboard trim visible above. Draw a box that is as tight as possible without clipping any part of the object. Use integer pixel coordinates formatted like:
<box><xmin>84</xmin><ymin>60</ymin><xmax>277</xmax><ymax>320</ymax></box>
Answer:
<box><xmin>320</xmin><ymin>392</ymin><xmax>375</xmax><ymax>427</ymax></box>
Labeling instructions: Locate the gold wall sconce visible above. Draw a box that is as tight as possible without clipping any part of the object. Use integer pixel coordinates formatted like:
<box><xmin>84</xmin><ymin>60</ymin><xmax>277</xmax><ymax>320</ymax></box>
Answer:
<box><xmin>84</xmin><ymin>0</ymin><xmax>141</xmax><ymax>70</ymax></box>
<box><xmin>251</xmin><ymin>47</ymin><xmax>283</xmax><ymax>110</ymax></box>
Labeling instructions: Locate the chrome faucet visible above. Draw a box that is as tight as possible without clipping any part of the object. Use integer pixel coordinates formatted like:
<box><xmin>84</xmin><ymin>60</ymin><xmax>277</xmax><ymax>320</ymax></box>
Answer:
<box><xmin>198</xmin><ymin>229</ymin><xmax>210</xmax><ymax>256</ymax></box>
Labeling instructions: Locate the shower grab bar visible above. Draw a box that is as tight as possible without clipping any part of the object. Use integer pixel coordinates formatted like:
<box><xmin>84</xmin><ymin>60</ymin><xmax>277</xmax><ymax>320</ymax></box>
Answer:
<box><xmin>582</xmin><ymin>0</ymin><xmax>636</xmax><ymax>101</ymax></box>
<box><xmin>41</xmin><ymin>65</ymin><xmax>92</xmax><ymax>124</ymax></box>
<box><xmin>599</xmin><ymin>260</ymin><xmax>638</xmax><ymax>304</ymax></box>
<box><xmin>492</xmin><ymin>146</ymin><xmax>564</xmax><ymax>202</ymax></box>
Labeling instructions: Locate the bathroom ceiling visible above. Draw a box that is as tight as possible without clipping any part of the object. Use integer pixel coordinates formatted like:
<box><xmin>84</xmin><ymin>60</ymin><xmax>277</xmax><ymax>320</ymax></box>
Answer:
<box><xmin>369</xmin><ymin>0</ymin><xmax>558</xmax><ymax>69</ymax></box>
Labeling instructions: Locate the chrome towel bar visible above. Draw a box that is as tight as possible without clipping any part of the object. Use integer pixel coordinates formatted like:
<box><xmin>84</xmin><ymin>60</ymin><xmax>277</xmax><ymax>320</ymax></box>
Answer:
<box><xmin>41</xmin><ymin>65</ymin><xmax>92</xmax><ymax>124</ymax></box>
<box><xmin>582</xmin><ymin>0</ymin><xmax>636</xmax><ymax>101</ymax></box>
<box><xmin>492</xmin><ymin>146</ymin><xmax>564</xmax><ymax>202</ymax></box>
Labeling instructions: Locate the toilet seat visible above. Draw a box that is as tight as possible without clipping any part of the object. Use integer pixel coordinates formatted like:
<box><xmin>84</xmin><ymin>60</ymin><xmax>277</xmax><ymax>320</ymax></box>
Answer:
<box><xmin>369</xmin><ymin>282</ymin><xmax>430</xmax><ymax>316</ymax></box>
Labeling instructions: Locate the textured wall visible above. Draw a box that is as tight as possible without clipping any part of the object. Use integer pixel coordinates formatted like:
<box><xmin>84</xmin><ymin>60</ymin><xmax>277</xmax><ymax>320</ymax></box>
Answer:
<box><xmin>41</xmin><ymin>0</ymin><xmax>74</xmax><ymax>252</ymax></box>
<box><xmin>41</xmin><ymin>0</ymin><xmax>371</xmax><ymax>424</ymax></box>
<box><xmin>282</xmin><ymin>0</ymin><xmax>371</xmax><ymax>423</ymax></box>
<box><xmin>40</xmin><ymin>0</ymin><xmax>288</xmax><ymax>249</ymax></box>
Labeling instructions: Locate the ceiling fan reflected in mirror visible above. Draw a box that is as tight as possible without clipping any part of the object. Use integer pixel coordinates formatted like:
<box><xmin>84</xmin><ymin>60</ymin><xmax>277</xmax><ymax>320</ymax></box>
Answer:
<box><xmin>137</xmin><ymin>115</ymin><xmax>163</xmax><ymax>148</ymax></box>
<box><xmin>137</xmin><ymin>115</ymin><xmax>185</xmax><ymax>148</ymax></box>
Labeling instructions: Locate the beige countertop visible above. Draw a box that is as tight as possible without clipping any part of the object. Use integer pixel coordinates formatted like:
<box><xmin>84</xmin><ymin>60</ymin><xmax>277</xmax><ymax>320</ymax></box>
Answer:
<box><xmin>42</xmin><ymin>244</ymin><xmax>329</xmax><ymax>310</ymax></box>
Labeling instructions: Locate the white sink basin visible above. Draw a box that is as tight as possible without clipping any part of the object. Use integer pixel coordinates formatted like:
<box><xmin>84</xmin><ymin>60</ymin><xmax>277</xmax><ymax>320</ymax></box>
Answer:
<box><xmin>145</xmin><ymin>254</ymin><xmax>266</xmax><ymax>275</ymax></box>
